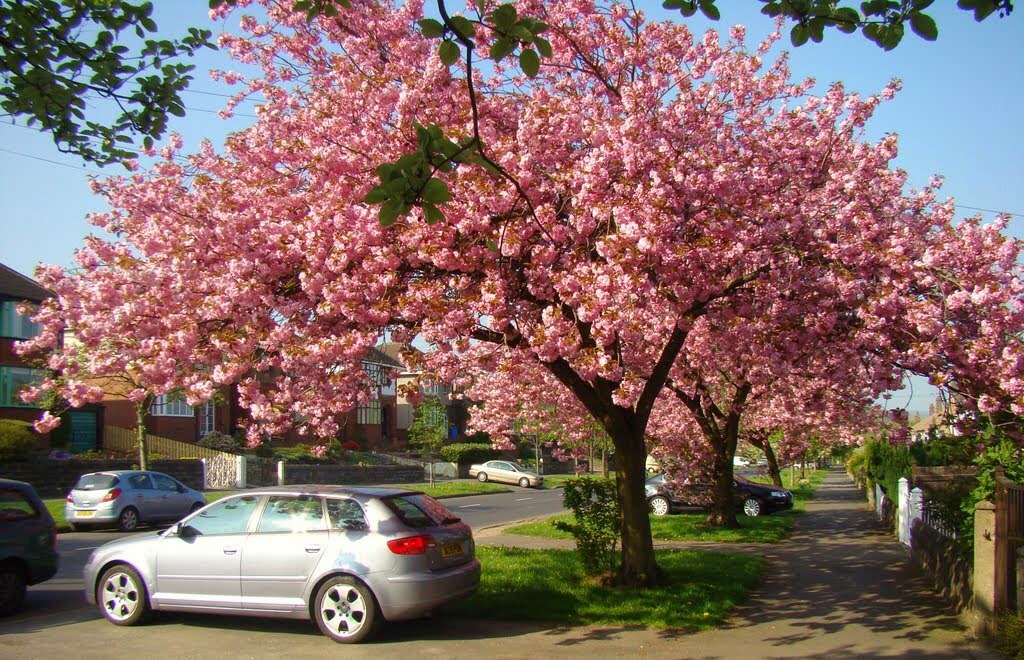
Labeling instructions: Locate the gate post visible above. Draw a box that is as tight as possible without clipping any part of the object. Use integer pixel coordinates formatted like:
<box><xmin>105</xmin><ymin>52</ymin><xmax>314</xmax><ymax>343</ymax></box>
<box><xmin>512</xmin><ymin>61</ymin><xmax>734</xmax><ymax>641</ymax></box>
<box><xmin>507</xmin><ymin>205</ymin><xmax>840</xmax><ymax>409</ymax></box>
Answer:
<box><xmin>898</xmin><ymin>477</ymin><xmax>911</xmax><ymax>546</ymax></box>
<box><xmin>971</xmin><ymin>500</ymin><xmax>997</xmax><ymax>636</ymax></box>
<box><xmin>277</xmin><ymin>460</ymin><xmax>285</xmax><ymax>486</ymax></box>
<box><xmin>236</xmin><ymin>454</ymin><xmax>247</xmax><ymax>489</ymax></box>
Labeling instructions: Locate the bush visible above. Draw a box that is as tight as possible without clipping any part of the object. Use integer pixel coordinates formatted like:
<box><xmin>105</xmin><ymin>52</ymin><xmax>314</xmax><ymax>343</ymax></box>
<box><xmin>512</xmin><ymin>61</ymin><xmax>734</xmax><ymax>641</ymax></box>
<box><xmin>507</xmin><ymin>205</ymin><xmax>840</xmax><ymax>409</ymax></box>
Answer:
<box><xmin>552</xmin><ymin>477</ymin><xmax>620</xmax><ymax>578</ymax></box>
<box><xmin>993</xmin><ymin>610</ymin><xmax>1024</xmax><ymax>660</ymax></box>
<box><xmin>0</xmin><ymin>419</ymin><xmax>36</xmax><ymax>461</ymax></box>
<box><xmin>196</xmin><ymin>431</ymin><xmax>241</xmax><ymax>454</ymax></box>
<box><xmin>439</xmin><ymin>442</ymin><xmax>500</xmax><ymax>464</ymax></box>
<box><xmin>341</xmin><ymin>439</ymin><xmax>361</xmax><ymax>451</ymax></box>
<box><xmin>864</xmin><ymin>438</ymin><xmax>912</xmax><ymax>500</ymax></box>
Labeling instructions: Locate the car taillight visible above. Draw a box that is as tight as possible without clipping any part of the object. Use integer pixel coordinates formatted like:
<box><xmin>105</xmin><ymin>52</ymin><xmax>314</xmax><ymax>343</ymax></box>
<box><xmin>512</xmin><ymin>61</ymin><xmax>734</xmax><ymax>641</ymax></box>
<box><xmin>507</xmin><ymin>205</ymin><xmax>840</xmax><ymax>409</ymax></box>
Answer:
<box><xmin>101</xmin><ymin>488</ymin><xmax>122</xmax><ymax>502</ymax></box>
<box><xmin>51</xmin><ymin>522</ymin><xmax>58</xmax><ymax>550</ymax></box>
<box><xmin>65</xmin><ymin>493</ymin><xmax>73</xmax><ymax>503</ymax></box>
<box><xmin>387</xmin><ymin>535</ymin><xmax>435</xmax><ymax>555</ymax></box>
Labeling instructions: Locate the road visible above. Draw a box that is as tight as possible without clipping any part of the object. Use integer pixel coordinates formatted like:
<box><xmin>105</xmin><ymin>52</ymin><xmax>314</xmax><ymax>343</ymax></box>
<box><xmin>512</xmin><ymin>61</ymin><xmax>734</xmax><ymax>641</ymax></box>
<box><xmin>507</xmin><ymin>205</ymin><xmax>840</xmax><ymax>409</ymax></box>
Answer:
<box><xmin>6</xmin><ymin>485</ymin><xmax>567</xmax><ymax>630</ymax></box>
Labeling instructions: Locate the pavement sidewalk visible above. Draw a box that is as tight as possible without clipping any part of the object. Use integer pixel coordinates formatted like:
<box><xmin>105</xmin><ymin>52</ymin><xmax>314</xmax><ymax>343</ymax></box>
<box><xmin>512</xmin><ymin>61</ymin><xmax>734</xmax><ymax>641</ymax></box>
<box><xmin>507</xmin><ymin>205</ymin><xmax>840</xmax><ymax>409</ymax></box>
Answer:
<box><xmin>459</xmin><ymin>467</ymin><xmax>996</xmax><ymax>659</ymax></box>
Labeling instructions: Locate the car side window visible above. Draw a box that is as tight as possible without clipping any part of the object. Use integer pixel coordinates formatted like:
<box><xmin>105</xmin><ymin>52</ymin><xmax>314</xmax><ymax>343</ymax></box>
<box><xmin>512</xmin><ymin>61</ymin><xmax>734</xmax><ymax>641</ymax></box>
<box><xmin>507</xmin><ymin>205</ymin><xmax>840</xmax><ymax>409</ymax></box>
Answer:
<box><xmin>0</xmin><ymin>488</ymin><xmax>38</xmax><ymax>522</ymax></box>
<box><xmin>256</xmin><ymin>495</ymin><xmax>327</xmax><ymax>533</ymax></box>
<box><xmin>128</xmin><ymin>474</ymin><xmax>153</xmax><ymax>490</ymax></box>
<box><xmin>151</xmin><ymin>474</ymin><xmax>179</xmax><ymax>492</ymax></box>
<box><xmin>326</xmin><ymin>498</ymin><xmax>368</xmax><ymax>531</ymax></box>
<box><xmin>184</xmin><ymin>495</ymin><xmax>259</xmax><ymax>536</ymax></box>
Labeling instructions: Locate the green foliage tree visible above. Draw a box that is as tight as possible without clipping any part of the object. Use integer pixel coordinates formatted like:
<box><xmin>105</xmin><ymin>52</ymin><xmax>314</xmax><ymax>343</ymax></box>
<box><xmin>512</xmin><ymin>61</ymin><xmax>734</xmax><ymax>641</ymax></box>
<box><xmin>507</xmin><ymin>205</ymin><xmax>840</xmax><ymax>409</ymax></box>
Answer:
<box><xmin>0</xmin><ymin>419</ymin><xmax>36</xmax><ymax>461</ymax></box>
<box><xmin>553</xmin><ymin>477</ymin><xmax>622</xmax><ymax>579</ymax></box>
<box><xmin>0</xmin><ymin>0</ymin><xmax>213</xmax><ymax>164</ymax></box>
<box><xmin>408</xmin><ymin>396</ymin><xmax>448</xmax><ymax>485</ymax></box>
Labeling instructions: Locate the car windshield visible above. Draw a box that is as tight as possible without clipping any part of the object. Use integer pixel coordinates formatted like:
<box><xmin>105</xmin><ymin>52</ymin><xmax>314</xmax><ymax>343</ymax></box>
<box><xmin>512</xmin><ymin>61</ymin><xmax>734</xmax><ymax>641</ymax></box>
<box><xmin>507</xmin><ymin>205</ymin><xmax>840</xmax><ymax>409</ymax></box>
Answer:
<box><xmin>73</xmin><ymin>474</ymin><xmax>120</xmax><ymax>490</ymax></box>
<box><xmin>383</xmin><ymin>494</ymin><xmax>462</xmax><ymax>528</ymax></box>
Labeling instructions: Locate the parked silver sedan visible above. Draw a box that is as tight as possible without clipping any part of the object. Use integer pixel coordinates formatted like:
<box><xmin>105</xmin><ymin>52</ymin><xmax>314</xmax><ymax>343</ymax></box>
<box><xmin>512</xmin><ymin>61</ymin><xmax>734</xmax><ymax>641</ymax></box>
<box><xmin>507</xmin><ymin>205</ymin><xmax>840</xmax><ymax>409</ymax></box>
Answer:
<box><xmin>468</xmin><ymin>460</ymin><xmax>543</xmax><ymax>488</ymax></box>
<box><xmin>65</xmin><ymin>471</ymin><xmax>206</xmax><ymax>531</ymax></box>
<box><xmin>83</xmin><ymin>485</ymin><xmax>480</xmax><ymax>644</ymax></box>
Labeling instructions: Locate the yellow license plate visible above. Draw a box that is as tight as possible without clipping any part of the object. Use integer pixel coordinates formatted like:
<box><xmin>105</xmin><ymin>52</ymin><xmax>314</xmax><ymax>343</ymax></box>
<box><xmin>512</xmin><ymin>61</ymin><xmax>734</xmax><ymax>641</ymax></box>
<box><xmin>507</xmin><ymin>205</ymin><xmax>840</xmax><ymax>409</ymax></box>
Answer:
<box><xmin>441</xmin><ymin>542</ymin><xmax>464</xmax><ymax>558</ymax></box>
<box><xmin>76</xmin><ymin>510</ymin><xmax>96</xmax><ymax>518</ymax></box>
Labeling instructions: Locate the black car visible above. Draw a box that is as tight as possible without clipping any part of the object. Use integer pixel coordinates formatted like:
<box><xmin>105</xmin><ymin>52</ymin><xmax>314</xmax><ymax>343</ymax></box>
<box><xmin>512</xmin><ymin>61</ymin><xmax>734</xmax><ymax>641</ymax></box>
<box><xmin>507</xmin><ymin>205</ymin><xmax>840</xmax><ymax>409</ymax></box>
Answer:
<box><xmin>645</xmin><ymin>472</ymin><xmax>793</xmax><ymax>517</ymax></box>
<box><xmin>0</xmin><ymin>478</ymin><xmax>59</xmax><ymax>615</ymax></box>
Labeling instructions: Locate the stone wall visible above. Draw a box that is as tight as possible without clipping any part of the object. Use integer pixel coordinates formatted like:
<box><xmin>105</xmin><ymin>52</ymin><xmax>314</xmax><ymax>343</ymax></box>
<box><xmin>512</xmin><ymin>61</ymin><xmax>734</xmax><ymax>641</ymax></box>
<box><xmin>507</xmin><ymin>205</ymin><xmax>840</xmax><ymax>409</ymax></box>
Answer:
<box><xmin>280</xmin><ymin>463</ymin><xmax>424</xmax><ymax>485</ymax></box>
<box><xmin>0</xmin><ymin>459</ymin><xmax>204</xmax><ymax>498</ymax></box>
<box><xmin>910</xmin><ymin>518</ymin><xmax>973</xmax><ymax>612</ymax></box>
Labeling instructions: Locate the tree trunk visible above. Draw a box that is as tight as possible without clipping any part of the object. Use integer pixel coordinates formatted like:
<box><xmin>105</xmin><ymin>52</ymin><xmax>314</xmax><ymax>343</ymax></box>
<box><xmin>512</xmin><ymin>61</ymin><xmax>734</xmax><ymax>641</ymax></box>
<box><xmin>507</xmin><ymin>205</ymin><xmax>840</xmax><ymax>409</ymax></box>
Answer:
<box><xmin>704</xmin><ymin>440</ymin><xmax>740</xmax><ymax>528</ymax></box>
<box><xmin>611</xmin><ymin>432</ymin><xmax>664</xmax><ymax>587</ymax></box>
<box><xmin>134</xmin><ymin>400</ymin><xmax>150</xmax><ymax>471</ymax></box>
<box><xmin>763</xmin><ymin>442</ymin><xmax>783</xmax><ymax>487</ymax></box>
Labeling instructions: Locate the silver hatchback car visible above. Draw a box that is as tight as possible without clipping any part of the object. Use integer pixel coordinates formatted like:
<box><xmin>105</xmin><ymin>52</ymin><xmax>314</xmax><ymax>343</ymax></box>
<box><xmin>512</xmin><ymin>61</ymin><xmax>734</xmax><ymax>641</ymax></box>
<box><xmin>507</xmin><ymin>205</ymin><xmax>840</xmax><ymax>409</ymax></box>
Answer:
<box><xmin>83</xmin><ymin>485</ymin><xmax>480</xmax><ymax>643</ymax></box>
<box><xmin>65</xmin><ymin>471</ymin><xmax>206</xmax><ymax>531</ymax></box>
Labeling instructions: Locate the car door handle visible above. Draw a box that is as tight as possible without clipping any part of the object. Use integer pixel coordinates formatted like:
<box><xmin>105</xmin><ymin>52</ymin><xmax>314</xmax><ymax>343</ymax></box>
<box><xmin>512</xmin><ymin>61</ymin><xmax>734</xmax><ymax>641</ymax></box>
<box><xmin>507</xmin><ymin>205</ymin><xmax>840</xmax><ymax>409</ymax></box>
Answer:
<box><xmin>304</xmin><ymin>545</ymin><xmax>322</xmax><ymax>553</ymax></box>
<box><xmin>223</xmin><ymin>546</ymin><xmax>239</xmax><ymax>555</ymax></box>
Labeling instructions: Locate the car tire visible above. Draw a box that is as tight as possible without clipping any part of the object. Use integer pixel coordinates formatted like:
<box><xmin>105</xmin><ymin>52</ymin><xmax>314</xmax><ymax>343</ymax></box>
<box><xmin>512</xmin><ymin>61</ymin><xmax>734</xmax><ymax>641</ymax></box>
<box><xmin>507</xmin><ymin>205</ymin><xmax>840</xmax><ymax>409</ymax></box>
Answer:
<box><xmin>476</xmin><ymin>472</ymin><xmax>488</xmax><ymax>483</ymax></box>
<box><xmin>314</xmin><ymin>576</ymin><xmax>380</xmax><ymax>644</ymax></box>
<box><xmin>68</xmin><ymin>522</ymin><xmax>83</xmax><ymax>532</ymax></box>
<box><xmin>189</xmin><ymin>502</ymin><xmax>204</xmax><ymax>513</ymax></box>
<box><xmin>742</xmin><ymin>497</ymin><xmax>763</xmax><ymax>517</ymax></box>
<box><xmin>649</xmin><ymin>496</ymin><xmax>671</xmax><ymax>517</ymax></box>
<box><xmin>0</xmin><ymin>563</ymin><xmax>27</xmax><ymax>617</ymax></box>
<box><xmin>96</xmin><ymin>565</ymin><xmax>148</xmax><ymax>626</ymax></box>
<box><xmin>118</xmin><ymin>506</ymin><xmax>140</xmax><ymax>531</ymax></box>
<box><xmin>518</xmin><ymin>477</ymin><xmax>530</xmax><ymax>488</ymax></box>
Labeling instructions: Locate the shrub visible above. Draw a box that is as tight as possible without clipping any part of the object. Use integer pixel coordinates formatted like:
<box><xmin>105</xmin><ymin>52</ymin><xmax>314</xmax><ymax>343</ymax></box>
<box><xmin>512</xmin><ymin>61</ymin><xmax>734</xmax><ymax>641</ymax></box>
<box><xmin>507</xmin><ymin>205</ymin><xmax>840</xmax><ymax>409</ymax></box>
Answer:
<box><xmin>341</xmin><ymin>439</ymin><xmax>361</xmax><ymax>451</ymax></box>
<box><xmin>196</xmin><ymin>431</ymin><xmax>241</xmax><ymax>454</ymax></box>
<box><xmin>864</xmin><ymin>438</ymin><xmax>912</xmax><ymax>500</ymax></box>
<box><xmin>439</xmin><ymin>442</ymin><xmax>499</xmax><ymax>464</ymax></box>
<box><xmin>0</xmin><ymin>419</ymin><xmax>36</xmax><ymax>461</ymax></box>
<box><xmin>993</xmin><ymin>610</ymin><xmax>1024</xmax><ymax>660</ymax></box>
<box><xmin>552</xmin><ymin>477</ymin><xmax>620</xmax><ymax>578</ymax></box>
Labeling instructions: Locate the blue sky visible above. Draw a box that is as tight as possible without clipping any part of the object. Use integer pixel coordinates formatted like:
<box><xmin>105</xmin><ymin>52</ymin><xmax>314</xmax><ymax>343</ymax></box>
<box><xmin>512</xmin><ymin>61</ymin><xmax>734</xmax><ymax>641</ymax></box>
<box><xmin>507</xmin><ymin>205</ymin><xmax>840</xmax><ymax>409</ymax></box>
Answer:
<box><xmin>1</xmin><ymin>2</ymin><xmax>1021</xmax><ymax>413</ymax></box>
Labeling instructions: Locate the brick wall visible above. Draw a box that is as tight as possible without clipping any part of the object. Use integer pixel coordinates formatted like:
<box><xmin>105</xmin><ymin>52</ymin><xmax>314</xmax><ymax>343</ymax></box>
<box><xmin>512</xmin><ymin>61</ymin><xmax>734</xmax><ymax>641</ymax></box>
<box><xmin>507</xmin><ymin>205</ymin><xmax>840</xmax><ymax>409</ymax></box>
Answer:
<box><xmin>281</xmin><ymin>464</ymin><xmax>424</xmax><ymax>485</ymax></box>
<box><xmin>1</xmin><ymin>459</ymin><xmax>204</xmax><ymax>498</ymax></box>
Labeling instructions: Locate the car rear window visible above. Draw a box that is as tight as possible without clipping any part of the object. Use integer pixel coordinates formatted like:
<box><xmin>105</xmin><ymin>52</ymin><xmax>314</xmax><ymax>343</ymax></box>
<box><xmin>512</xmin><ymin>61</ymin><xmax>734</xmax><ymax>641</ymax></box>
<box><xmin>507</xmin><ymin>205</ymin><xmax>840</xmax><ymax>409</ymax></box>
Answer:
<box><xmin>0</xmin><ymin>488</ymin><xmax>39</xmax><ymax>522</ymax></box>
<box><xmin>73</xmin><ymin>474</ymin><xmax>120</xmax><ymax>490</ymax></box>
<box><xmin>382</xmin><ymin>494</ymin><xmax>461</xmax><ymax>528</ymax></box>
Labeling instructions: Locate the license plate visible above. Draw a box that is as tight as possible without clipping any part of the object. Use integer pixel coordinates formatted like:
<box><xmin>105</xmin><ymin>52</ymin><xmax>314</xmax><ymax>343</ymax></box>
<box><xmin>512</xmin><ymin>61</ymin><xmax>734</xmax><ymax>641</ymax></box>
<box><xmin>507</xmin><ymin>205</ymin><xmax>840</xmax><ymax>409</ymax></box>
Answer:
<box><xmin>441</xmin><ymin>542</ymin><xmax>464</xmax><ymax>558</ymax></box>
<box><xmin>76</xmin><ymin>510</ymin><xmax>96</xmax><ymax>518</ymax></box>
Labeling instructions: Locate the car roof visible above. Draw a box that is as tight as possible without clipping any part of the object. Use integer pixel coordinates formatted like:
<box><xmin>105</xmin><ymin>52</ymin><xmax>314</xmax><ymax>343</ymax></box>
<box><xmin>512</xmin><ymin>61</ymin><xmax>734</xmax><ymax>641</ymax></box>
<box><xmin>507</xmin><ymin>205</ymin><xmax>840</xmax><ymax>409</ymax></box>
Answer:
<box><xmin>0</xmin><ymin>477</ymin><xmax>39</xmax><ymax>491</ymax></box>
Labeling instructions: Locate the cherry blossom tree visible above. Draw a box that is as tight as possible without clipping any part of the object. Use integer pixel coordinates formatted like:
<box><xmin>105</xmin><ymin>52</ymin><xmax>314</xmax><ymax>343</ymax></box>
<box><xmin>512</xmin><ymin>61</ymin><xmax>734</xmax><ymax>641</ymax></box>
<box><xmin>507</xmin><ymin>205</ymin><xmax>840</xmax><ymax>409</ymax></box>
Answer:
<box><xmin>25</xmin><ymin>0</ymin><xmax>1024</xmax><ymax>586</ymax></box>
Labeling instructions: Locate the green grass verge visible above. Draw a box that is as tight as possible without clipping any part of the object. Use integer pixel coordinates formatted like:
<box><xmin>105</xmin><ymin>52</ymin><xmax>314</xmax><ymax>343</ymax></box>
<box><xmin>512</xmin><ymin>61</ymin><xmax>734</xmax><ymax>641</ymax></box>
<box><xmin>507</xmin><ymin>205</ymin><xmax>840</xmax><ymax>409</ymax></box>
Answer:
<box><xmin>444</xmin><ymin>546</ymin><xmax>763</xmax><ymax>630</ymax></box>
<box><xmin>505</xmin><ymin>468</ymin><xmax>828</xmax><ymax>544</ymax></box>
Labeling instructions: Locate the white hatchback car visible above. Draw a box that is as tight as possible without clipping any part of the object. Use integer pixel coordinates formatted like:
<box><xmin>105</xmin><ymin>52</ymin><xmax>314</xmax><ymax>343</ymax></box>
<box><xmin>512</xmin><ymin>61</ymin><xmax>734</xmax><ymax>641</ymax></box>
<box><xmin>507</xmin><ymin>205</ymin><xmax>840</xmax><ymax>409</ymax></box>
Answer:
<box><xmin>468</xmin><ymin>460</ymin><xmax>543</xmax><ymax>488</ymax></box>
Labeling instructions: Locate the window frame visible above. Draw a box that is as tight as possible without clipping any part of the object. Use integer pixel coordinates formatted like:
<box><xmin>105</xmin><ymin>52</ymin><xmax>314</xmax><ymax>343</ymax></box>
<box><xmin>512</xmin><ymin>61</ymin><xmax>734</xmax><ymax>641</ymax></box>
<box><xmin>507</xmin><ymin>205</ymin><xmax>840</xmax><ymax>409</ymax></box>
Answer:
<box><xmin>150</xmin><ymin>394</ymin><xmax>194</xmax><ymax>418</ymax></box>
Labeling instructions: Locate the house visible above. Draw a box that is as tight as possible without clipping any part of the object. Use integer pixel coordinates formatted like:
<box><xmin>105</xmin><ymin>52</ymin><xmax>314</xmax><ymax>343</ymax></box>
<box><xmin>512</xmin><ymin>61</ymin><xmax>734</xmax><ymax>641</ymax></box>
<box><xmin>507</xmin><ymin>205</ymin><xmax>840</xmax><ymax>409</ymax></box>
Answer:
<box><xmin>376</xmin><ymin>342</ymin><xmax>468</xmax><ymax>446</ymax></box>
<box><xmin>100</xmin><ymin>346</ymin><xmax>406</xmax><ymax>451</ymax></box>
<box><xmin>1</xmin><ymin>262</ymin><xmax>109</xmax><ymax>451</ymax></box>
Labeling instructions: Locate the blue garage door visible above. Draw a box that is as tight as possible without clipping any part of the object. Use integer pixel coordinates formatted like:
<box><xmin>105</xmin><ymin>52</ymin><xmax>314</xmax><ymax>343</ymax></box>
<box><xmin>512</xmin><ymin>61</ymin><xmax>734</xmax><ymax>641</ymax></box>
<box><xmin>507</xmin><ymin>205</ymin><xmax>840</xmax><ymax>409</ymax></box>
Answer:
<box><xmin>68</xmin><ymin>411</ymin><xmax>97</xmax><ymax>452</ymax></box>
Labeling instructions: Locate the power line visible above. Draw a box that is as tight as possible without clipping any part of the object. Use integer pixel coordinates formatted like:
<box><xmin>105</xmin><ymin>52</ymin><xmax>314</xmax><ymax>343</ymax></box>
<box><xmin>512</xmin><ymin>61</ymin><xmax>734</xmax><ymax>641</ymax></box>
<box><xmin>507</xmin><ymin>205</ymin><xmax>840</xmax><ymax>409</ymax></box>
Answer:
<box><xmin>0</xmin><ymin>147</ymin><xmax>105</xmax><ymax>175</ymax></box>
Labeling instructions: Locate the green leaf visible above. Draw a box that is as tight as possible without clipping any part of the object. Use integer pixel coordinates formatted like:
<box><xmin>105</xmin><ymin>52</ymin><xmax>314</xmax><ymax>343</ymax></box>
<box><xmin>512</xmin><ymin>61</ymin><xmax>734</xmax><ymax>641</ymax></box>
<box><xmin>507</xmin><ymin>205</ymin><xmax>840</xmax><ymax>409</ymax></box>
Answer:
<box><xmin>418</xmin><ymin>18</ymin><xmax>445</xmax><ymax>38</ymax></box>
<box><xmin>423</xmin><ymin>204</ymin><xmax>445</xmax><ymax>225</ymax></box>
<box><xmin>791</xmin><ymin>24</ymin><xmax>810</xmax><ymax>47</ymax></box>
<box><xmin>519</xmin><ymin>48</ymin><xmax>540</xmax><ymax>78</ymax></box>
<box><xmin>486</xmin><ymin>239</ymin><xmax>499</xmax><ymax>251</ymax></box>
<box><xmin>534</xmin><ymin>36</ymin><xmax>553</xmax><ymax>58</ymax></box>
<box><xmin>910</xmin><ymin>12</ymin><xmax>938</xmax><ymax>41</ymax></box>
<box><xmin>363</xmin><ymin>184</ymin><xmax>392</xmax><ymax>204</ymax></box>
<box><xmin>379</xmin><ymin>198</ymin><xmax>405</xmax><ymax>227</ymax></box>
<box><xmin>450</xmin><ymin>16</ymin><xmax>476</xmax><ymax>40</ymax></box>
<box><xmin>439</xmin><ymin>40</ymin><xmax>461</xmax><ymax>66</ymax></box>
<box><xmin>421</xmin><ymin>178</ymin><xmax>453</xmax><ymax>204</ymax></box>
<box><xmin>489</xmin><ymin>37</ymin><xmax>516</xmax><ymax>62</ymax></box>
<box><xmin>489</xmin><ymin>4</ymin><xmax>518</xmax><ymax>32</ymax></box>
<box><xmin>699</xmin><ymin>0</ymin><xmax>721</xmax><ymax>20</ymax></box>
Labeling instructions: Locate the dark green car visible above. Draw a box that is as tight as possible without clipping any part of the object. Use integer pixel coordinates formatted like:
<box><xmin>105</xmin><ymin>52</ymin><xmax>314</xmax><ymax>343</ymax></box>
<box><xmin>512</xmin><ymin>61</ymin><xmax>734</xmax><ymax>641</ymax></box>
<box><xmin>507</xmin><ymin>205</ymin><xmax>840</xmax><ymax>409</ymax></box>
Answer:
<box><xmin>0</xmin><ymin>478</ymin><xmax>59</xmax><ymax>615</ymax></box>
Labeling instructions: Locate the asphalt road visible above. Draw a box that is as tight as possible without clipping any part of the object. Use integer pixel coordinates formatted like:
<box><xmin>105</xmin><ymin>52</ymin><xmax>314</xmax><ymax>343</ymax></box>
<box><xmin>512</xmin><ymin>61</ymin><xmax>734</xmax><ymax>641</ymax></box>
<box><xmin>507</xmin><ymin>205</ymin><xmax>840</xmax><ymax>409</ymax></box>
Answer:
<box><xmin>6</xmin><ymin>485</ymin><xmax>567</xmax><ymax>629</ymax></box>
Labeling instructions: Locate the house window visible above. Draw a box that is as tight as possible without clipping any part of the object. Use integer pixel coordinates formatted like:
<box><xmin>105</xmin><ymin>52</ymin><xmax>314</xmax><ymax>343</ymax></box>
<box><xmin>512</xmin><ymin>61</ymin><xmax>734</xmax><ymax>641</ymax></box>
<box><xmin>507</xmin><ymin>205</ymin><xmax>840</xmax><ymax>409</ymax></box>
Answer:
<box><xmin>357</xmin><ymin>400</ymin><xmax>381</xmax><ymax>425</ymax></box>
<box><xmin>423</xmin><ymin>380</ymin><xmax>450</xmax><ymax>397</ymax></box>
<box><xmin>199</xmin><ymin>401</ymin><xmax>216</xmax><ymax>435</ymax></box>
<box><xmin>151</xmin><ymin>394</ymin><xmax>194</xmax><ymax>417</ymax></box>
<box><xmin>0</xmin><ymin>301</ymin><xmax>41</xmax><ymax>340</ymax></box>
<box><xmin>0</xmin><ymin>366</ymin><xmax>44</xmax><ymax>408</ymax></box>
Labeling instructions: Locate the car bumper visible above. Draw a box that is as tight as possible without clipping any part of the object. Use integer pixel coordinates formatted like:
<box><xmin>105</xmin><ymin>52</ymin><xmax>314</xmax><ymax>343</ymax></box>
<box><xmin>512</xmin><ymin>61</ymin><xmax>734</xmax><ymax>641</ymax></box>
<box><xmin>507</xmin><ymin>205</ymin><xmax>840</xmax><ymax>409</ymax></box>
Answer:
<box><xmin>65</xmin><ymin>504</ymin><xmax>120</xmax><ymax>524</ymax></box>
<box><xmin>27</xmin><ymin>554</ymin><xmax>59</xmax><ymax>586</ymax></box>
<box><xmin>376</xmin><ymin>558</ymin><xmax>481</xmax><ymax>621</ymax></box>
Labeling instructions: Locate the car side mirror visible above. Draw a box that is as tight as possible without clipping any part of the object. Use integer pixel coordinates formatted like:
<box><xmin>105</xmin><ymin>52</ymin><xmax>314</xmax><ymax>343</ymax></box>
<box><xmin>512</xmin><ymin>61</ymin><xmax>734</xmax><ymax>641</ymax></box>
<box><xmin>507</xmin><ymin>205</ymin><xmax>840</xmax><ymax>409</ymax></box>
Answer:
<box><xmin>173</xmin><ymin>522</ymin><xmax>198</xmax><ymax>537</ymax></box>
